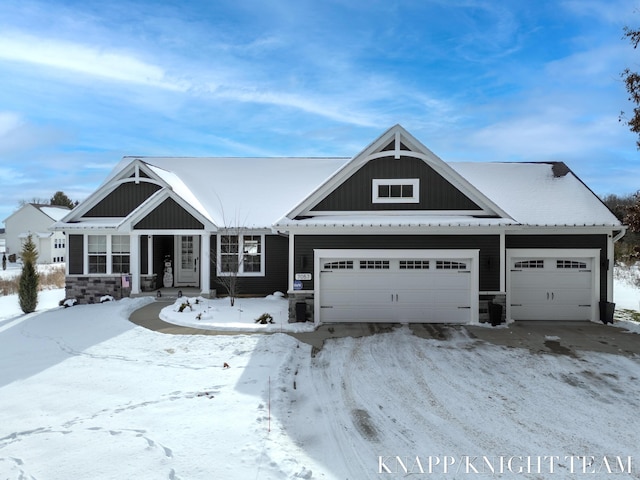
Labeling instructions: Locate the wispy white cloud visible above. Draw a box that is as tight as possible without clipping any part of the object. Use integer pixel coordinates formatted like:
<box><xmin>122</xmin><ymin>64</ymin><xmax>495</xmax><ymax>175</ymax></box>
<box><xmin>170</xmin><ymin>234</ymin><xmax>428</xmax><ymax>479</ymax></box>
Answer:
<box><xmin>0</xmin><ymin>32</ymin><xmax>188</xmax><ymax>91</ymax></box>
<box><xmin>561</xmin><ymin>0</ymin><xmax>636</xmax><ymax>24</ymax></box>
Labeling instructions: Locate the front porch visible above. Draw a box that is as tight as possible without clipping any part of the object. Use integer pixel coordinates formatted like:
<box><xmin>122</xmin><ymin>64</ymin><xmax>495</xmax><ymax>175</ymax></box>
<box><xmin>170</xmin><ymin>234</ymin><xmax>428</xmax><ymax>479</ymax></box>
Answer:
<box><xmin>131</xmin><ymin>233</ymin><xmax>211</xmax><ymax>297</ymax></box>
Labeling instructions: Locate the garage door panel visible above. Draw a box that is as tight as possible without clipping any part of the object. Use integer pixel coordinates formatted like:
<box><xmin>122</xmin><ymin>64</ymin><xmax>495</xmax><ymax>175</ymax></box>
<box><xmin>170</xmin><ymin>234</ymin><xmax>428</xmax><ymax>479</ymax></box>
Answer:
<box><xmin>320</xmin><ymin>305</ymin><xmax>395</xmax><ymax>323</ymax></box>
<box><xmin>509</xmin><ymin>254</ymin><xmax>595</xmax><ymax>321</ymax></box>
<box><xmin>512</xmin><ymin>304</ymin><xmax>591</xmax><ymax>321</ymax></box>
<box><xmin>321</xmin><ymin>289</ymin><xmax>395</xmax><ymax>306</ymax></box>
<box><xmin>510</xmin><ymin>285</ymin><xmax>549</xmax><ymax>304</ymax></box>
<box><xmin>318</xmin><ymin>254</ymin><xmax>476</xmax><ymax>323</ymax></box>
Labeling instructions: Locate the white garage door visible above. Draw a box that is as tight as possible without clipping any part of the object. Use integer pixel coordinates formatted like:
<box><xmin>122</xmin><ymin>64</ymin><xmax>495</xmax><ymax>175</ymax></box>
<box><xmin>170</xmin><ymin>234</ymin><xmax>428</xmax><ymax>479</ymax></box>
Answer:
<box><xmin>317</xmin><ymin>251</ymin><xmax>477</xmax><ymax>323</ymax></box>
<box><xmin>509</xmin><ymin>255</ymin><xmax>595</xmax><ymax>321</ymax></box>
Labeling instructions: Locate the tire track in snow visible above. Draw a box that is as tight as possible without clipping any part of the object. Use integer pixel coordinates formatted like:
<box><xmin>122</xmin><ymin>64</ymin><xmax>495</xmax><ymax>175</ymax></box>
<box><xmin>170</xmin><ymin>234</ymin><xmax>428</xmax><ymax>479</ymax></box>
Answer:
<box><xmin>307</xmin><ymin>328</ymin><xmax>640</xmax><ymax>479</ymax></box>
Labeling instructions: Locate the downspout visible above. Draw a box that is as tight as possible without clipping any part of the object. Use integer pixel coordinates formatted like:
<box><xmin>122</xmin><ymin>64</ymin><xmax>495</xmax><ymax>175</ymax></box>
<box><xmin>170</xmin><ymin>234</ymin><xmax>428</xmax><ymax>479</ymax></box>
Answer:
<box><xmin>608</xmin><ymin>228</ymin><xmax>627</xmax><ymax>302</ymax></box>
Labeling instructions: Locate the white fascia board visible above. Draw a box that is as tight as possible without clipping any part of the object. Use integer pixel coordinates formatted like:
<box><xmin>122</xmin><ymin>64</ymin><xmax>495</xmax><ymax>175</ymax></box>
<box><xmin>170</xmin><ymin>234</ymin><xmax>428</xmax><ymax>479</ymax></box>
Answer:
<box><xmin>281</xmin><ymin>224</ymin><xmax>510</xmax><ymax>236</ymax></box>
<box><xmin>505</xmin><ymin>225</ymin><xmax>620</xmax><ymax>235</ymax></box>
<box><xmin>306</xmin><ymin>210</ymin><xmax>490</xmax><ymax>217</ymax></box>
<box><xmin>216</xmin><ymin>226</ymin><xmax>272</xmax><ymax>235</ymax></box>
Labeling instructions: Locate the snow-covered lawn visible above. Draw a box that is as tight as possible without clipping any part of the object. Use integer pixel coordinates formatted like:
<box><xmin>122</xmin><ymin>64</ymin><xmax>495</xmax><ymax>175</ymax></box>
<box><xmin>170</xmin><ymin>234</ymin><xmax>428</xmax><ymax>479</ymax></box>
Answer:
<box><xmin>0</xmin><ymin>269</ymin><xmax>639</xmax><ymax>479</ymax></box>
<box><xmin>159</xmin><ymin>293</ymin><xmax>316</xmax><ymax>333</ymax></box>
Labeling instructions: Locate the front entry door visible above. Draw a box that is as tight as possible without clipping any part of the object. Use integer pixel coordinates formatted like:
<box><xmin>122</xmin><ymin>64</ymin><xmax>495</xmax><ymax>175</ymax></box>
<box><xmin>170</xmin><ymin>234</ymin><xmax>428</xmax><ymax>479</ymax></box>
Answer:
<box><xmin>175</xmin><ymin>235</ymin><xmax>200</xmax><ymax>287</ymax></box>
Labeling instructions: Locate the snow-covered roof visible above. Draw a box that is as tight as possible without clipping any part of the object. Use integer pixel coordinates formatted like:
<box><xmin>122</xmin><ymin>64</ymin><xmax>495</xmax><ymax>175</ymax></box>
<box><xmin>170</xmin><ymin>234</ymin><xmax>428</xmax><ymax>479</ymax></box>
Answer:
<box><xmin>450</xmin><ymin>162</ymin><xmax>621</xmax><ymax>227</ymax></box>
<box><xmin>36</xmin><ymin>205</ymin><xmax>72</xmax><ymax>221</ymax></box>
<box><xmin>133</xmin><ymin>157</ymin><xmax>349</xmax><ymax>228</ymax></box>
<box><xmin>63</xmin><ymin>147</ymin><xmax>620</xmax><ymax>232</ymax></box>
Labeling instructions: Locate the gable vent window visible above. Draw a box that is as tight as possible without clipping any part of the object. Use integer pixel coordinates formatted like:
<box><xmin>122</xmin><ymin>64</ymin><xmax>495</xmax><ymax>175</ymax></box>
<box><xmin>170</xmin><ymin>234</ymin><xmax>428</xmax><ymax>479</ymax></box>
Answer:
<box><xmin>514</xmin><ymin>260</ymin><xmax>544</xmax><ymax>269</ymax></box>
<box><xmin>323</xmin><ymin>260</ymin><xmax>353</xmax><ymax>270</ymax></box>
<box><xmin>360</xmin><ymin>260</ymin><xmax>390</xmax><ymax>270</ymax></box>
<box><xmin>557</xmin><ymin>260</ymin><xmax>587</xmax><ymax>269</ymax></box>
<box><xmin>436</xmin><ymin>260</ymin><xmax>467</xmax><ymax>270</ymax></box>
<box><xmin>372</xmin><ymin>179</ymin><xmax>419</xmax><ymax>204</ymax></box>
<box><xmin>400</xmin><ymin>260</ymin><xmax>430</xmax><ymax>269</ymax></box>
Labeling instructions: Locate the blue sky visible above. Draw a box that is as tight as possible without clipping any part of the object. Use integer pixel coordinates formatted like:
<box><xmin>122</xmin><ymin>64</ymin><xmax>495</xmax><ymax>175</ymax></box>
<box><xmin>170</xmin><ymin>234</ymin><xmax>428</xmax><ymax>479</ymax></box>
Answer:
<box><xmin>0</xmin><ymin>0</ymin><xmax>639</xmax><ymax>222</ymax></box>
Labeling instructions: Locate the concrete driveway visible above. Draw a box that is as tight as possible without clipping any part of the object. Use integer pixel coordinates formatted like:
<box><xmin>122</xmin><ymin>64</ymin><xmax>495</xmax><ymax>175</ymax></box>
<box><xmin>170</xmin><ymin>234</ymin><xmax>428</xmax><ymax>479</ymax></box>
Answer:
<box><xmin>129</xmin><ymin>301</ymin><xmax>640</xmax><ymax>357</ymax></box>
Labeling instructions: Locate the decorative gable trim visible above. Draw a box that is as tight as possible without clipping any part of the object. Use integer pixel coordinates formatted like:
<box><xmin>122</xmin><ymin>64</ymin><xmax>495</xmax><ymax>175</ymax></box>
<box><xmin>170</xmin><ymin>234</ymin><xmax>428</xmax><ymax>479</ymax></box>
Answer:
<box><xmin>284</xmin><ymin>125</ymin><xmax>512</xmax><ymax>220</ymax></box>
<box><xmin>121</xmin><ymin>188</ymin><xmax>215</xmax><ymax>232</ymax></box>
<box><xmin>60</xmin><ymin>159</ymin><xmax>165</xmax><ymax>223</ymax></box>
<box><xmin>57</xmin><ymin>158</ymin><xmax>216</xmax><ymax>232</ymax></box>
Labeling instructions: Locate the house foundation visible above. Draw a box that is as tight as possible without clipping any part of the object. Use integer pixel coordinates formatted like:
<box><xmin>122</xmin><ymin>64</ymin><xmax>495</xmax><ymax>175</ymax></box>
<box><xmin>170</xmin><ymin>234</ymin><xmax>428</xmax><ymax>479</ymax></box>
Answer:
<box><xmin>65</xmin><ymin>276</ymin><xmax>130</xmax><ymax>304</ymax></box>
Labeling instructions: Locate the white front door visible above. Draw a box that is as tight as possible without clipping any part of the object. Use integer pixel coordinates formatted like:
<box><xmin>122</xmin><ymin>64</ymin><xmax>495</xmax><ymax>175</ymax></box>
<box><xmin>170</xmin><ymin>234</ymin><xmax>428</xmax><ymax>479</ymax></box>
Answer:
<box><xmin>175</xmin><ymin>235</ymin><xmax>200</xmax><ymax>287</ymax></box>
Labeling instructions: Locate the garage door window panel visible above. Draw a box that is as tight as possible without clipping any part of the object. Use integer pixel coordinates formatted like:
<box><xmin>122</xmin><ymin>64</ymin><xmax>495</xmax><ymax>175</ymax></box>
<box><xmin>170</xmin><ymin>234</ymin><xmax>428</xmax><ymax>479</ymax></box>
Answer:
<box><xmin>360</xmin><ymin>260</ymin><xmax>390</xmax><ymax>270</ymax></box>
<box><xmin>400</xmin><ymin>260</ymin><xmax>430</xmax><ymax>269</ymax></box>
<box><xmin>557</xmin><ymin>260</ymin><xmax>588</xmax><ymax>270</ymax></box>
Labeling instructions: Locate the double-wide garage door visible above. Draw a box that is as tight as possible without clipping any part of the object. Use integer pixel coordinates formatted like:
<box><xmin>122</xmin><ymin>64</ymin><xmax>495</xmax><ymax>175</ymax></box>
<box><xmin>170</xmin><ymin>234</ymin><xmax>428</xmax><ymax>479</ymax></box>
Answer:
<box><xmin>316</xmin><ymin>250</ymin><xmax>478</xmax><ymax>323</ymax></box>
<box><xmin>508</xmin><ymin>250</ymin><xmax>598</xmax><ymax>321</ymax></box>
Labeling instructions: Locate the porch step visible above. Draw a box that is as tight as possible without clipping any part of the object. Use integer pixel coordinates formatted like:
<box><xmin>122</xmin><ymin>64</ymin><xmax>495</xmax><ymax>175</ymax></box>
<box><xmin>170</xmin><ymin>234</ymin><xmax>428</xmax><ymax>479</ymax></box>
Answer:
<box><xmin>132</xmin><ymin>288</ymin><xmax>210</xmax><ymax>301</ymax></box>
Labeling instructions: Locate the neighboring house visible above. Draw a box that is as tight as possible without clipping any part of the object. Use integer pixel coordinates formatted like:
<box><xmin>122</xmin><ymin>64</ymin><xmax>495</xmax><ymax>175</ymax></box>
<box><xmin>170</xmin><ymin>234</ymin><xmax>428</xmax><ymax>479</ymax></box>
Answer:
<box><xmin>53</xmin><ymin>125</ymin><xmax>625</xmax><ymax>324</ymax></box>
<box><xmin>4</xmin><ymin>203</ymin><xmax>71</xmax><ymax>264</ymax></box>
<box><xmin>0</xmin><ymin>228</ymin><xmax>5</xmax><ymax>254</ymax></box>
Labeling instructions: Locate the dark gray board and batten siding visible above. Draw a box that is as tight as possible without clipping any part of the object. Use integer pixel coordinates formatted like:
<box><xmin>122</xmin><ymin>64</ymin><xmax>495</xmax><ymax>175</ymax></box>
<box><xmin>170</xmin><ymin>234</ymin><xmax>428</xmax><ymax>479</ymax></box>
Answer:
<box><xmin>134</xmin><ymin>198</ymin><xmax>204</xmax><ymax>230</ymax></box>
<box><xmin>309</xmin><ymin>156</ymin><xmax>482</xmax><ymax>213</ymax></box>
<box><xmin>84</xmin><ymin>182</ymin><xmax>161</xmax><ymax>217</ymax></box>
<box><xmin>293</xmin><ymin>234</ymin><xmax>501</xmax><ymax>291</ymax></box>
<box><xmin>209</xmin><ymin>234</ymin><xmax>289</xmax><ymax>296</ymax></box>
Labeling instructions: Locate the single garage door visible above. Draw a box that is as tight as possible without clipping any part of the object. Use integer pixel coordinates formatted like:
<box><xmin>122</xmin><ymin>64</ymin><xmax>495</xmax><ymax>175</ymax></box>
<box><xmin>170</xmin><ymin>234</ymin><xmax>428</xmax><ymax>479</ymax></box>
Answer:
<box><xmin>317</xmin><ymin>250</ymin><xmax>478</xmax><ymax>323</ymax></box>
<box><xmin>509</xmin><ymin>254</ymin><xmax>596</xmax><ymax>321</ymax></box>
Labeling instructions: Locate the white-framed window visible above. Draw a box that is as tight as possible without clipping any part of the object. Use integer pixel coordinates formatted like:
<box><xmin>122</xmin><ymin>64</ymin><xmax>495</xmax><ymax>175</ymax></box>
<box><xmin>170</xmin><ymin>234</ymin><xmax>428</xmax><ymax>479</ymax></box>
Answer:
<box><xmin>372</xmin><ymin>178</ymin><xmax>420</xmax><ymax>203</ymax></box>
<box><xmin>111</xmin><ymin>235</ymin><xmax>130</xmax><ymax>274</ymax></box>
<box><xmin>86</xmin><ymin>234</ymin><xmax>131</xmax><ymax>274</ymax></box>
<box><xmin>88</xmin><ymin>235</ymin><xmax>107</xmax><ymax>274</ymax></box>
<box><xmin>217</xmin><ymin>234</ymin><xmax>265</xmax><ymax>276</ymax></box>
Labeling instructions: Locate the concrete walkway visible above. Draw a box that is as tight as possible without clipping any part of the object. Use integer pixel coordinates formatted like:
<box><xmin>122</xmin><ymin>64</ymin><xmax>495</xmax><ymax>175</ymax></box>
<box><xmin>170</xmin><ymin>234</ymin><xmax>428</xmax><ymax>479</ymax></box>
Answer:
<box><xmin>128</xmin><ymin>301</ymin><xmax>640</xmax><ymax>356</ymax></box>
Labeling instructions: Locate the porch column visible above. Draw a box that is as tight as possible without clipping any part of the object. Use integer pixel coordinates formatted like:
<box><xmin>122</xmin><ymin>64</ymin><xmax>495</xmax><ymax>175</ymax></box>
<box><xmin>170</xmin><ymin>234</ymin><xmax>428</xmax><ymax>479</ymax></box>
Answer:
<box><xmin>131</xmin><ymin>233</ymin><xmax>140</xmax><ymax>295</ymax></box>
<box><xmin>200</xmin><ymin>233</ymin><xmax>211</xmax><ymax>296</ymax></box>
<box><xmin>147</xmin><ymin>235</ymin><xmax>154</xmax><ymax>275</ymax></box>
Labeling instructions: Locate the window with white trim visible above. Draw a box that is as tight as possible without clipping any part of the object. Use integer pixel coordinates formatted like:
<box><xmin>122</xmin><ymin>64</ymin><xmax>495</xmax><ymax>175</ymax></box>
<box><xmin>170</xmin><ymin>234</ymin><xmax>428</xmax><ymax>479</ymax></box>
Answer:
<box><xmin>88</xmin><ymin>235</ymin><xmax>107</xmax><ymax>274</ymax></box>
<box><xmin>372</xmin><ymin>178</ymin><xmax>420</xmax><ymax>203</ymax></box>
<box><xmin>111</xmin><ymin>235</ymin><xmax>130</xmax><ymax>273</ymax></box>
<box><xmin>217</xmin><ymin>234</ymin><xmax>264</xmax><ymax>276</ymax></box>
